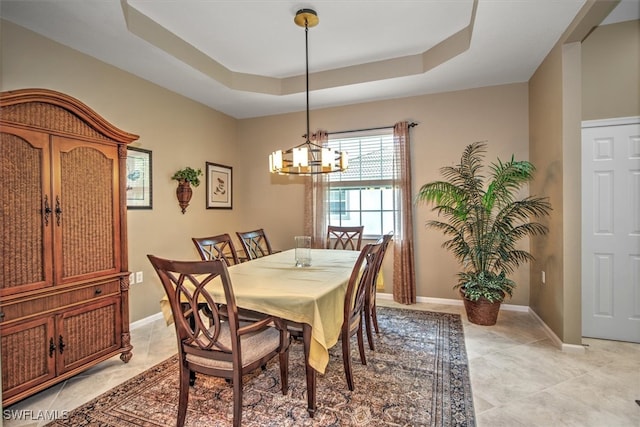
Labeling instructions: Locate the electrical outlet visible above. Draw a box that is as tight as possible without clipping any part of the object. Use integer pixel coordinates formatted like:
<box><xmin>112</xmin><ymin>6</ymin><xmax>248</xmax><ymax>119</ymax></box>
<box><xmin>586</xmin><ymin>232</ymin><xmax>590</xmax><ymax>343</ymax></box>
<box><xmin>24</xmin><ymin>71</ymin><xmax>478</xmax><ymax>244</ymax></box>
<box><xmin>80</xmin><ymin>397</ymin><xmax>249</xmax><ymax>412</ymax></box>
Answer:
<box><xmin>136</xmin><ymin>271</ymin><xmax>143</xmax><ymax>283</ymax></box>
<box><xmin>129</xmin><ymin>272</ymin><xmax>135</xmax><ymax>284</ymax></box>
<box><xmin>541</xmin><ymin>271</ymin><xmax>546</xmax><ymax>284</ymax></box>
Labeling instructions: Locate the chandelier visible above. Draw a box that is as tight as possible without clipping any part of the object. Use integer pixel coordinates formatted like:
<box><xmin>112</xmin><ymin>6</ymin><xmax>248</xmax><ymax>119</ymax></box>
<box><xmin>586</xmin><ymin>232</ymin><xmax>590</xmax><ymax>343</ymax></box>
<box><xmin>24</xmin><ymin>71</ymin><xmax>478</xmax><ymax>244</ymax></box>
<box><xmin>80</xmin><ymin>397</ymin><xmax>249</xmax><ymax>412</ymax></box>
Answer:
<box><xmin>269</xmin><ymin>9</ymin><xmax>348</xmax><ymax>175</ymax></box>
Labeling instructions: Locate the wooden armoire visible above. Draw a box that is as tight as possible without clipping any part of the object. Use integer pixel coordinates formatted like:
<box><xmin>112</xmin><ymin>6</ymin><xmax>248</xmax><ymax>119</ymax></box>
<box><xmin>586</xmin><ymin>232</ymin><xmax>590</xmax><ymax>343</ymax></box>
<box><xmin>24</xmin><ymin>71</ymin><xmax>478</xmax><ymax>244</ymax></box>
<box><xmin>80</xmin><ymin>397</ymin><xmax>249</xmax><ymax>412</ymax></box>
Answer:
<box><xmin>0</xmin><ymin>88</ymin><xmax>136</xmax><ymax>406</ymax></box>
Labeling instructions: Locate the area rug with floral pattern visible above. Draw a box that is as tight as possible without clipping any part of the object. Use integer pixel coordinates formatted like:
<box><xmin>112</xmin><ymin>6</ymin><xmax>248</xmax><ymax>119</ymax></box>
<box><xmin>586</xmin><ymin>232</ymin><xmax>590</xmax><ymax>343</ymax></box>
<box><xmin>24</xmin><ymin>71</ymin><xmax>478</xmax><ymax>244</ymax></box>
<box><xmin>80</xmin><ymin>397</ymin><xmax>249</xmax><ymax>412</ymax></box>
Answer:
<box><xmin>46</xmin><ymin>307</ymin><xmax>475</xmax><ymax>426</ymax></box>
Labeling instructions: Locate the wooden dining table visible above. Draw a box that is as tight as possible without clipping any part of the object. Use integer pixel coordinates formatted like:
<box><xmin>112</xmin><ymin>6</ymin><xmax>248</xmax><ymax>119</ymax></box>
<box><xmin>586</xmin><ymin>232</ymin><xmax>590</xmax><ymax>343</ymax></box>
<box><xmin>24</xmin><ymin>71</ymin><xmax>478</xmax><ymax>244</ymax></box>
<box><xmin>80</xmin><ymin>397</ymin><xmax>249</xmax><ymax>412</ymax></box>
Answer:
<box><xmin>159</xmin><ymin>248</ymin><xmax>361</xmax><ymax>417</ymax></box>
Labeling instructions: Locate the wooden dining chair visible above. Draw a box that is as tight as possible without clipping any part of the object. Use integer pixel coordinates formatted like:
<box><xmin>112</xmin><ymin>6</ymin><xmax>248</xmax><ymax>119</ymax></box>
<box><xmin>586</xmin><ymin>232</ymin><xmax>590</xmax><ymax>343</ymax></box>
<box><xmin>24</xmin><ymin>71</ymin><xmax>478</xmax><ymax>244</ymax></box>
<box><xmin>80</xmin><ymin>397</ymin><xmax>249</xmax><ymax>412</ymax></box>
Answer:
<box><xmin>192</xmin><ymin>233</ymin><xmax>241</xmax><ymax>265</ymax></box>
<box><xmin>236</xmin><ymin>228</ymin><xmax>276</xmax><ymax>260</ymax></box>
<box><xmin>147</xmin><ymin>255</ymin><xmax>290</xmax><ymax>427</ymax></box>
<box><xmin>364</xmin><ymin>231</ymin><xmax>394</xmax><ymax>350</ymax></box>
<box><xmin>340</xmin><ymin>241</ymin><xmax>383</xmax><ymax>391</ymax></box>
<box><xmin>326</xmin><ymin>225</ymin><xmax>364</xmax><ymax>250</ymax></box>
<box><xmin>192</xmin><ymin>234</ymin><xmax>267</xmax><ymax>322</ymax></box>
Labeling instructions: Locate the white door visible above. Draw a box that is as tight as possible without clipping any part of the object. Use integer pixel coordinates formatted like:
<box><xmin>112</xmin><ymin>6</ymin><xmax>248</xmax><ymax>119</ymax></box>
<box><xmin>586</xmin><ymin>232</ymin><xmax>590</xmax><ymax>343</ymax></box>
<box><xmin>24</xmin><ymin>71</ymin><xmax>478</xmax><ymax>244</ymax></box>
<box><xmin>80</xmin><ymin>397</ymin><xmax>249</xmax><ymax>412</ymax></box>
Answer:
<box><xmin>582</xmin><ymin>117</ymin><xmax>640</xmax><ymax>343</ymax></box>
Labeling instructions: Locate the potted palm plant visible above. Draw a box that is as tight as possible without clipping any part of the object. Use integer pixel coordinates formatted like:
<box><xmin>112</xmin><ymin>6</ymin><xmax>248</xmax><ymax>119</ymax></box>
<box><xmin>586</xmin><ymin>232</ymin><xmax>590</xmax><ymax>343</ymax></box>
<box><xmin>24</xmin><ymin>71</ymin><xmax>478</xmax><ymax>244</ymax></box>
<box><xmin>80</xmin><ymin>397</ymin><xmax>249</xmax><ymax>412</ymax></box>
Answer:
<box><xmin>171</xmin><ymin>167</ymin><xmax>202</xmax><ymax>214</ymax></box>
<box><xmin>416</xmin><ymin>141</ymin><xmax>551</xmax><ymax>325</ymax></box>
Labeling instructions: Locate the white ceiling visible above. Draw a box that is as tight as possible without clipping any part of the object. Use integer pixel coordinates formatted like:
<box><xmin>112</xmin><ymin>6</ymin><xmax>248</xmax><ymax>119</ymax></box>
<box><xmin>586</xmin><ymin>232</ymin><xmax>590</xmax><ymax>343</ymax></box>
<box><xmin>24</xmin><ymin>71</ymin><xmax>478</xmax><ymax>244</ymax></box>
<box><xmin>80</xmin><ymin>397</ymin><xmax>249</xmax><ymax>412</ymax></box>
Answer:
<box><xmin>1</xmin><ymin>0</ymin><xmax>638</xmax><ymax>119</ymax></box>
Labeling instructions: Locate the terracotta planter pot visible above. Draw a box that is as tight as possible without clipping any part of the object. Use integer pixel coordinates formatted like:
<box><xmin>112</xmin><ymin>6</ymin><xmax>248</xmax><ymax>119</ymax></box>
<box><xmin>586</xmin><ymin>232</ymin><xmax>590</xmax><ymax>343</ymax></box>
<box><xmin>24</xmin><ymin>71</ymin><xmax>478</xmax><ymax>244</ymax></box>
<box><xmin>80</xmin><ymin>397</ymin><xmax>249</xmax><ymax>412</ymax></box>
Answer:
<box><xmin>176</xmin><ymin>181</ymin><xmax>193</xmax><ymax>214</ymax></box>
<box><xmin>461</xmin><ymin>291</ymin><xmax>502</xmax><ymax>326</ymax></box>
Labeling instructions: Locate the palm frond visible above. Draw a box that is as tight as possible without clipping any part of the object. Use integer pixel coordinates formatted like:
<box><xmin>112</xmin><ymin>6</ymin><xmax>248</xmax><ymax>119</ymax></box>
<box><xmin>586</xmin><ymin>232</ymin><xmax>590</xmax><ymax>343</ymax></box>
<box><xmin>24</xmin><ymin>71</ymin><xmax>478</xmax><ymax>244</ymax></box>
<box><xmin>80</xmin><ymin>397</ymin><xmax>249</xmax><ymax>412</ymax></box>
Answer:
<box><xmin>495</xmin><ymin>197</ymin><xmax>552</xmax><ymax>226</ymax></box>
<box><xmin>484</xmin><ymin>158</ymin><xmax>535</xmax><ymax>211</ymax></box>
<box><xmin>416</xmin><ymin>181</ymin><xmax>465</xmax><ymax>208</ymax></box>
<box><xmin>492</xmin><ymin>250</ymin><xmax>535</xmax><ymax>274</ymax></box>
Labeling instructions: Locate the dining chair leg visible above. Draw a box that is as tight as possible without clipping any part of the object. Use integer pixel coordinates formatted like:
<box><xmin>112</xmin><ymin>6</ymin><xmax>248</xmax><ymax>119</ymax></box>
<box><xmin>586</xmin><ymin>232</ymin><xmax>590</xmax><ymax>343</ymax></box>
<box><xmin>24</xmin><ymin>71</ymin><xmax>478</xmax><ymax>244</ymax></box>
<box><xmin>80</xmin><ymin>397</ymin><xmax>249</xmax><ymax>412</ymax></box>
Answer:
<box><xmin>177</xmin><ymin>364</ymin><xmax>190</xmax><ymax>427</ymax></box>
<box><xmin>372</xmin><ymin>301</ymin><xmax>380</xmax><ymax>333</ymax></box>
<box><xmin>232</xmin><ymin>370</ymin><xmax>243</xmax><ymax>427</ymax></box>
<box><xmin>342</xmin><ymin>334</ymin><xmax>355</xmax><ymax>391</ymax></box>
<box><xmin>357</xmin><ymin>322</ymin><xmax>367</xmax><ymax>366</ymax></box>
<box><xmin>364</xmin><ymin>307</ymin><xmax>375</xmax><ymax>351</ymax></box>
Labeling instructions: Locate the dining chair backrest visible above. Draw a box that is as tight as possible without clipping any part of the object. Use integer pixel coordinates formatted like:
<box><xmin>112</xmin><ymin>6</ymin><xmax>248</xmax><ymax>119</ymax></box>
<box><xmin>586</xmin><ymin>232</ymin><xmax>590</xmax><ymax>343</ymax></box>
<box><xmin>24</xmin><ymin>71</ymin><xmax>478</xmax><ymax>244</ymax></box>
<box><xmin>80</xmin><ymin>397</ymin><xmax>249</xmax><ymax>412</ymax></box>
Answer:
<box><xmin>376</xmin><ymin>230</ymin><xmax>394</xmax><ymax>247</ymax></box>
<box><xmin>148</xmin><ymin>256</ymin><xmax>245</xmax><ymax>362</ymax></box>
<box><xmin>344</xmin><ymin>242</ymin><xmax>383</xmax><ymax>327</ymax></box>
<box><xmin>192</xmin><ymin>233</ymin><xmax>241</xmax><ymax>266</ymax></box>
<box><xmin>327</xmin><ymin>225</ymin><xmax>364</xmax><ymax>250</ymax></box>
<box><xmin>147</xmin><ymin>255</ymin><xmax>289</xmax><ymax>427</ymax></box>
<box><xmin>373</xmin><ymin>231</ymin><xmax>393</xmax><ymax>280</ymax></box>
<box><xmin>236</xmin><ymin>228</ymin><xmax>275</xmax><ymax>260</ymax></box>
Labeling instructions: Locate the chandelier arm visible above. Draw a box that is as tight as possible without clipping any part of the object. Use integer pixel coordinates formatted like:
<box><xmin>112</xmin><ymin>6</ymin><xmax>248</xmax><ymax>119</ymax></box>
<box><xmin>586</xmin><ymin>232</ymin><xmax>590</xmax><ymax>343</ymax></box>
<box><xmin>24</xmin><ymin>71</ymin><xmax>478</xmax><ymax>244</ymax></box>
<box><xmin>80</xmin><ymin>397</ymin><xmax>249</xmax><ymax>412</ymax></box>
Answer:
<box><xmin>287</xmin><ymin>140</ymin><xmax>325</xmax><ymax>151</ymax></box>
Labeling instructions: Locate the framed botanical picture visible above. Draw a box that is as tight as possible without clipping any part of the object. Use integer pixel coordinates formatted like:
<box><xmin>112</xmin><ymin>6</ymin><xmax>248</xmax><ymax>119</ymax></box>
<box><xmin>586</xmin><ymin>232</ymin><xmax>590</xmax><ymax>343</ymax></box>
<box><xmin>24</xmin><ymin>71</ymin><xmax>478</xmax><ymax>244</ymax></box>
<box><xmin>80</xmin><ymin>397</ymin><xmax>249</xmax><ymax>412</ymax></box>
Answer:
<box><xmin>206</xmin><ymin>162</ymin><xmax>232</xmax><ymax>209</ymax></box>
<box><xmin>126</xmin><ymin>147</ymin><xmax>152</xmax><ymax>209</ymax></box>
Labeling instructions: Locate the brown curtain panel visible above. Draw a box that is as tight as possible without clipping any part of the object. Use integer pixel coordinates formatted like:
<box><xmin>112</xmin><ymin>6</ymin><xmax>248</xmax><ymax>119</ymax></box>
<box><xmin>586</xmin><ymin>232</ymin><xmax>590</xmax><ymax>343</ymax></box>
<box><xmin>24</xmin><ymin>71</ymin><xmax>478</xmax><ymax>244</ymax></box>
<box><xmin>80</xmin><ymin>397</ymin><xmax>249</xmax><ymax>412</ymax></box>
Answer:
<box><xmin>392</xmin><ymin>122</ymin><xmax>416</xmax><ymax>304</ymax></box>
<box><xmin>303</xmin><ymin>130</ymin><xmax>329</xmax><ymax>248</ymax></box>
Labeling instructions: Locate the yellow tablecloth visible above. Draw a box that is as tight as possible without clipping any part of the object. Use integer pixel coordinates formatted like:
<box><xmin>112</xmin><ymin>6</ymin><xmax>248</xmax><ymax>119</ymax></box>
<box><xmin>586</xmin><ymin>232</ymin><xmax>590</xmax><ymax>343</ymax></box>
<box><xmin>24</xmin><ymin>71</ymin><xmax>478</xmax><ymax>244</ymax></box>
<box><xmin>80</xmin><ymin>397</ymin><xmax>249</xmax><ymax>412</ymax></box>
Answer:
<box><xmin>160</xmin><ymin>248</ymin><xmax>360</xmax><ymax>374</ymax></box>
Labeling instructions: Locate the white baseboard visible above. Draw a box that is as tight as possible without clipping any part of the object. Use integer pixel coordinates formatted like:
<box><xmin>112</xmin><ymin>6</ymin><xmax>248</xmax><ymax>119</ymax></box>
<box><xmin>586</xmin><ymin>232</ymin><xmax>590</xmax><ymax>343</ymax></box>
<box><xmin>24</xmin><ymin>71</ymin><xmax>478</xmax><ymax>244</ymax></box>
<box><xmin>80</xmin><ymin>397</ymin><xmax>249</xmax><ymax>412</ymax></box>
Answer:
<box><xmin>377</xmin><ymin>292</ymin><xmax>528</xmax><ymax>312</ymax></box>
<box><xmin>377</xmin><ymin>293</ymin><xmax>584</xmax><ymax>352</ymax></box>
<box><xmin>418</xmin><ymin>296</ymin><xmax>463</xmax><ymax>306</ymax></box>
<box><xmin>130</xmin><ymin>311</ymin><xmax>164</xmax><ymax>330</ymax></box>
<box><xmin>528</xmin><ymin>308</ymin><xmax>585</xmax><ymax>352</ymax></box>
<box><xmin>378</xmin><ymin>292</ymin><xmax>464</xmax><ymax>305</ymax></box>
<box><xmin>560</xmin><ymin>343</ymin><xmax>587</xmax><ymax>352</ymax></box>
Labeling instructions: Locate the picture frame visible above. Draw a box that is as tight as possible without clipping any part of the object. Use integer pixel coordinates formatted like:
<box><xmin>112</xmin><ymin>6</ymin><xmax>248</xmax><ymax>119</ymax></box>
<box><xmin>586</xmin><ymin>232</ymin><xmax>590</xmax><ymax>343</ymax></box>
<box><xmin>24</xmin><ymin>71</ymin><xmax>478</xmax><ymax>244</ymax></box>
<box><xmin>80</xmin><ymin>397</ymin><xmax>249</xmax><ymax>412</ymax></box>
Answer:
<box><xmin>206</xmin><ymin>162</ymin><xmax>232</xmax><ymax>209</ymax></box>
<box><xmin>126</xmin><ymin>147</ymin><xmax>153</xmax><ymax>209</ymax></box>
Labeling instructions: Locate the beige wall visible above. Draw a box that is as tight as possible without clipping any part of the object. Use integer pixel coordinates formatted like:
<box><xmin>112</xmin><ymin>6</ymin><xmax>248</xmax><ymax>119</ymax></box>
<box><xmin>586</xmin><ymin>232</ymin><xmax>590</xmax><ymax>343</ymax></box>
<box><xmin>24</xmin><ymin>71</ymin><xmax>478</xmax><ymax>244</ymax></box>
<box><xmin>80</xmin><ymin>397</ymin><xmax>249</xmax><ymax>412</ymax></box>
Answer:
<box><xmin>238</xmin><ymin>84</ymin><xmax>532</xmax><ymax>305</ymax></box>
<box><xmin>529</xmin><ymin>41</ymin><xmax>583</xmax><ymax>345</ymax></box>
<box><xmin>582</xmin><ymin>20</ymin><xmax>640</xmax><ymax>120</ymax></box>
<box><xmin>529</xmin><ymin>43</ymin><xmax>566</xmax><ymax>339</ymax></box>
<box><xmin>562</xmin><ymin>41</ymin><xmax>584</xmax><ymax>345</ymax></box>
<box><xmin>1</xmin><ymin>20</ymin><xmax>241</xmax><ymax>322</ymax></box>
<box><xmin>527</xmin><ymin>9</ymin><xmax>634</xmax><ymax>344</ymax></box>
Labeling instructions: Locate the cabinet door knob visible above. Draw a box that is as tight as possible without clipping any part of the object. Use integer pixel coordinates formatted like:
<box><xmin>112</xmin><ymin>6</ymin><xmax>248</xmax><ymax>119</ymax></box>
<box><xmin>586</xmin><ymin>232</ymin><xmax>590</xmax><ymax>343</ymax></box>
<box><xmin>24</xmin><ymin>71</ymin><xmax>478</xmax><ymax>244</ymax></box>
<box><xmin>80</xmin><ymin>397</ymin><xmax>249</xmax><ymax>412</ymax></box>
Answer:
<box><xmin>49</xmin><ymin>337</ymin><xmax>56</xmax><ymax>358</ymax></box>
<box><xmin>58</xmin><ymin>335</ymin><xmax>66</xmax><ymax>354</ymax></box>
<box><xmin>55</xmin><ymin>196</ymin><xmax>62</xmax><ymax>226</ymax></box>
<box><xmin>95</xmin><ymin>288</ymin><xmax>102</xmax><ymax>295</ymax></box>
<box><xmin>43</xmin><ymin>195</ymin><xmax>52</xmax><ymax>226</ymax></box>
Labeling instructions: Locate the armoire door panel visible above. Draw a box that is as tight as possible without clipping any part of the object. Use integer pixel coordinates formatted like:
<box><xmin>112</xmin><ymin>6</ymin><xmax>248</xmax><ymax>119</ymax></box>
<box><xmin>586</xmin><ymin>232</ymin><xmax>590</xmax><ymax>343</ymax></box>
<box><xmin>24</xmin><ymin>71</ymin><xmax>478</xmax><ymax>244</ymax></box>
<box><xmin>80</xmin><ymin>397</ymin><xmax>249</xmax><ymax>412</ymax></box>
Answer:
<box><xmin>0</xmin><ymin>127</ymin><xmax>53</xmax><ymax>296</ymax></box>
<box><xmin>0</xmin><ymin>315</ymin><xmax>56</xmax><ymax>401</ymax></box>
<box><xmin>57</xmin><ymin>297</ymin><xmax>122</xmax><ymax>374</ymax></box>
<box><xmin>51</xmin><ymin>137</ymin><xmax>121</xmax><ymax>284</ymax></box>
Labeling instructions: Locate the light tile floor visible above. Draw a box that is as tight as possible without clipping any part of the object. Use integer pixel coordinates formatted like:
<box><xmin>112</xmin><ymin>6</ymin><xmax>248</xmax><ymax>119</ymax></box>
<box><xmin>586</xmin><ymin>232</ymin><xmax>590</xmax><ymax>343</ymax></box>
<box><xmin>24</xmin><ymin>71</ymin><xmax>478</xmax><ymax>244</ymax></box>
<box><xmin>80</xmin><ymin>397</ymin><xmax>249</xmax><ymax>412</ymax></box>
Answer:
<box><xmin>2</xmin><ymin>300</ymin><xmax>639</xmax><ymax>426</ymax></box>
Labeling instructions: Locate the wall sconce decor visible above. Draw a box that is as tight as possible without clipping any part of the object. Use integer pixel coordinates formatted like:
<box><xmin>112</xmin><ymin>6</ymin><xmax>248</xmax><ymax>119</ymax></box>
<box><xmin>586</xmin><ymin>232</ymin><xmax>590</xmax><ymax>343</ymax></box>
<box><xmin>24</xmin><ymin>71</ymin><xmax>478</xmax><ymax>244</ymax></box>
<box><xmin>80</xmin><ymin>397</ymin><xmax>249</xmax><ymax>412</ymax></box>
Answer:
<box><xmin>171</xmin><ymin>166</ymin><xmax>202</xmax><ymax>214</ymax></box>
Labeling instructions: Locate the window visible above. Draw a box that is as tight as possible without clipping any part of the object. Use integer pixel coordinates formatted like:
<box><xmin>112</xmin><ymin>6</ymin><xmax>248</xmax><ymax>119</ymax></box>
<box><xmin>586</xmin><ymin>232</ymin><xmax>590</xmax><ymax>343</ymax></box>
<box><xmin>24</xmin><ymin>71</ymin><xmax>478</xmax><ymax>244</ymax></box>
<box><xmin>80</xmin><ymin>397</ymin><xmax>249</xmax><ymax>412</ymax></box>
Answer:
<box><xmin>327</xmin><ymin>131</ymin><xmax>395</xmax><ymax>238</ymax></box>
